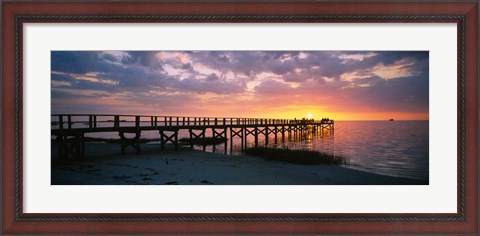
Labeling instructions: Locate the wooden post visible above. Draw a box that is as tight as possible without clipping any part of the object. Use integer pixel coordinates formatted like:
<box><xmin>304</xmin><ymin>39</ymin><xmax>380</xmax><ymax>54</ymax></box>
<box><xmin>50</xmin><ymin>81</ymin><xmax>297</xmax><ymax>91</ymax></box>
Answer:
<box><xmin>119</xmin><ymin>132</ymin><xmax>126</xmax><ymax>153</ymax></box>
<box><xmin>174</xmin><ymin>131</ymin><xmax>178</xmax><ymax>150</ymax></box>
<box><xmin>88</xmin><ymin>115</ymin><xmax>93</xmax><ymax>129</ymax></box>
<box><xmin>215</xmin><ymin>118</ymin><xmax>218</xmax><ymax>125</ymax></box>
<box><xmin>93</xmin><ymin>116</ymin><xmax>97</xmax><ymax>128</ymax></box>
<box><xmin>169</xmin><ymin>117</ymin><xmax>172</xmax><ymax>126</ymax></box>
<box><xmin>154</xmin><ymin>117</ymin><xmax>158</xmax><ymax>126</ymax></box>
<box><xmin>212</xmin><ymin>128</ymin><xmax>216</xmax><ymax>152</ymax></box>
<box><xmin>68</xmin><ymin>115</ymin><xmax>72</xmax><ymax>129</ymax></box>
<box><xmin>241</xmin><ymin>127</ymin><xmax>245</xmax><ymax>150</ymax></box>
<box><xmin>164</xmin><ymin>117</ymin><xmax>167</xmax><ymax>126</ymax></box>
<box><xmin>274</xmin><ymin>126</ymin><xmax>278</xmax><ymax>144</ymax></box>
<box><xmin>58</xmin><ymin>115</ymin><xmax>64</xmax><ymax>130</ymax></box>
<box><xmin>151</xmin><ymin>116</ymin><xmax>154</xmax><ymax>126</ymax></box>
<box><xmin>135</xmin><ymin>131</ymin><xmax>141</xmax><ymax>154</ymax></box>
<box><xmin>202</xmin><ymin>129</ymin><xmax>206</xmax><ymax>151</ymax></box>
<box><xmin>244</xmin><ymin>128</ymin><xmax>250</xmax><ymax>149</ymax></box>
<box><xmin>135</xmin><ymin>116</ymin><xmax>140</xmax><ymax>129</ymax></box>
<box><xmin>224</xmin><ymin>128</ymin><xmax>227</xmax><ymax>154</ymax></box>
<box><xmin>254</xmin><ymin>127</ymin><xmax>258</xmax><ymax>148</ymax></box>
<box><xmin>114</xmin><ymin>115</ymin><xmax>120</xmax><ymax>128</ymax></box>
<box><xmin>182</xmin><ymin>117</ymin><xmax>185</xmax><ymax>126</ymax></box>
<box><xmin>160</xmin><ymin>130</ymin><xmax>165</xmax><ymax>150</ymax></box>
<box><xmin>189</xmin><ymin>129</ymin><xmax>193</xmax><ymax>148</ymax></box>
<box><xmin>230</xmin><ymin>127</ymin><xmax>233</xmax><ymax>154</ymax></box>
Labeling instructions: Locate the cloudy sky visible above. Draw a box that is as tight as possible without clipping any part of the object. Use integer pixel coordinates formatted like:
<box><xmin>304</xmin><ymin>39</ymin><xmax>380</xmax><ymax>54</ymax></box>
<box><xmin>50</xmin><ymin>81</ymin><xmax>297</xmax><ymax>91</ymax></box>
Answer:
<box><xmin>51</xmin><ymin>51</ymin><xmax>428</xmax><ymax>120</ymax></box>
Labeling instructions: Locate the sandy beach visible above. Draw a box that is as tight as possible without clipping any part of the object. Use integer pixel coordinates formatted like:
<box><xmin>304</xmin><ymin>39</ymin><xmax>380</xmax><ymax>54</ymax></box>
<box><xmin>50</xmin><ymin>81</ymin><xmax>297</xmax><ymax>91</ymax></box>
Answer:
<box><xmin>51</xmin><ymin>143</ymin><xmax>427</xmax><ymax>185</ymax></box>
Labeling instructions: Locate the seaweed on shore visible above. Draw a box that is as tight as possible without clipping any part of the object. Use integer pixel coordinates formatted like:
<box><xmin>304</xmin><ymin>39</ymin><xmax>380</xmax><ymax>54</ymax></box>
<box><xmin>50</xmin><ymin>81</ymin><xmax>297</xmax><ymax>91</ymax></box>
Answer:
<box><xmin>243</xmin><ymin>147</ymin><xmax>346</xmax><ymax>165</ymax></box>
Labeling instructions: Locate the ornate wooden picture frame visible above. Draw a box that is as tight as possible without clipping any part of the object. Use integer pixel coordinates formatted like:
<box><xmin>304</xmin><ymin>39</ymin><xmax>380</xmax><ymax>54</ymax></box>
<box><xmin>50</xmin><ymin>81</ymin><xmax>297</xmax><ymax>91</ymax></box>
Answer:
<box><xmin>2</xmin><ymin>1</ymin><xmax>478</xmax><ymax>234</ymax></box>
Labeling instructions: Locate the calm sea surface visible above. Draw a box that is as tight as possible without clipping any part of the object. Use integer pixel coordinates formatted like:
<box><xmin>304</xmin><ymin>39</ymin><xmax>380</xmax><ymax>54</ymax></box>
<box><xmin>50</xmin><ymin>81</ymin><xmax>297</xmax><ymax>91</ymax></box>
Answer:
<box><xmin>317</xmin><ymin>121</ymin><xmax>429</xmax><ymax>181</ymax></box>
<box><xmin>57</xmin><ymin>120</ymin><xmax>429</xmax><ymax>181</ymax></box>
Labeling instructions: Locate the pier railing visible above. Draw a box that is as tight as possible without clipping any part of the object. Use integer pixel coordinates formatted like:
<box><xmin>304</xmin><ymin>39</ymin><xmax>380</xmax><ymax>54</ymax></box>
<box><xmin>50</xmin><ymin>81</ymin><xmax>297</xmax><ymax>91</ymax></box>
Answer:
<box><xmin>51</xmin><ymin>114</ymin><xmax>329</xmax><ymax>130</ymax></box>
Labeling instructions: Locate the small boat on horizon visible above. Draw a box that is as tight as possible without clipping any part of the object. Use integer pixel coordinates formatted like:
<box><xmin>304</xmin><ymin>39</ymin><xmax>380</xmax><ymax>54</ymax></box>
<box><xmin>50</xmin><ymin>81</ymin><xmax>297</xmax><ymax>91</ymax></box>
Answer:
<box><xmin>389</xmin><ymin>119</ymin><xmax>394</xmax><ymax>121</ymax></box>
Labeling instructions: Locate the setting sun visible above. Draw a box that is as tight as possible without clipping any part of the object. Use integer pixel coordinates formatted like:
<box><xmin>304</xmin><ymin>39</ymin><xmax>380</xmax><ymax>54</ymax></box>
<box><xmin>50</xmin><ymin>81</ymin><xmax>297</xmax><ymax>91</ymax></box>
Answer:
<box><xmin>306</xmin><ymin>113</ymin><xmax>314</xmax><ymax>119</ymax></box>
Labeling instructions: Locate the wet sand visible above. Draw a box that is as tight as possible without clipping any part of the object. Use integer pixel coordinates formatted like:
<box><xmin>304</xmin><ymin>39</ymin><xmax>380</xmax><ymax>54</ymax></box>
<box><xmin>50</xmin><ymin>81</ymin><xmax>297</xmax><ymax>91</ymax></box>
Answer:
<box><xmin>51</xmin><ymin>143</ymin><xmax>427</xmax><ymax>185</ymax></box>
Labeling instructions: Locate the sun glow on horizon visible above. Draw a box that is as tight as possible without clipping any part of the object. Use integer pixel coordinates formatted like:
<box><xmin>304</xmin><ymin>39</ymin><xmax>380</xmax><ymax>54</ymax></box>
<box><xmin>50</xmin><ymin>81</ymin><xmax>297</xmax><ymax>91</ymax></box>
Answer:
<box><xmin>306</xmin><ymin>113</ymin><xmax>314</xmax><ymax>119</ymax></box>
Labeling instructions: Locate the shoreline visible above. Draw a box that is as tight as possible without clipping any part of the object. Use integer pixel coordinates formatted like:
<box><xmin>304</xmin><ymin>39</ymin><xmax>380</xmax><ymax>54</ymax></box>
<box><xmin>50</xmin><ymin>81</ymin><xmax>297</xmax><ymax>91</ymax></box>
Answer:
<box><xmin>51</xmin><ymin>143</ymin><xmax>428</xmax><ymax>185</ymax></box>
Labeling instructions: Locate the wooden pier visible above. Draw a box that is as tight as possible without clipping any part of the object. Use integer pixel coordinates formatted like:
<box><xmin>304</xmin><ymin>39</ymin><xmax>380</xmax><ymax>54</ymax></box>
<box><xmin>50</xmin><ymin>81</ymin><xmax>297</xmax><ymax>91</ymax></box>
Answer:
<box><xmin>51</xmin><ymin>114</ymin><xmax>334</xmax><ymax>159</ymax></box>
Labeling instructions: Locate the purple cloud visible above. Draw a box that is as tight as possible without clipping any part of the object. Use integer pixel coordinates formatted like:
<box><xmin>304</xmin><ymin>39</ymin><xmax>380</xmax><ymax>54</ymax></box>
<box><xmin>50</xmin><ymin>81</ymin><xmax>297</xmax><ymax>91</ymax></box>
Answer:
<box><xmin>51</xmin><ymin>51</ymin><xmax>428</xmax><ymax>118</ymax></box>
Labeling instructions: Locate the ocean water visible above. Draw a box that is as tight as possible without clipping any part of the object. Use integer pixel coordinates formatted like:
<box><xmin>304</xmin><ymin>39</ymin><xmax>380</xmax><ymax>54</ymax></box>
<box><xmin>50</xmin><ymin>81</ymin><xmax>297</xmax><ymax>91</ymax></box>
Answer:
<box><xmin>227</xmin><ymin>120</ymin><xmax>428</xmax><ymax>181</ymax></box>
<box><xmin>53</xmin><ymin>120</ymin><xmax>429</xmax><ymax>181</ymax></box>
<box><xmin>319</xmin><ymin>121</ymin><xmax>429</xmax><ymax>181</ymax></box>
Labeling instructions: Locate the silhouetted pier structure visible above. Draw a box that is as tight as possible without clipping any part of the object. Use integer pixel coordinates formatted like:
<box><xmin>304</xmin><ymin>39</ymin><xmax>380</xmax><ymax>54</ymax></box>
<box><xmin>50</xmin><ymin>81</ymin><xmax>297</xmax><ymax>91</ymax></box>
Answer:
<box><xmin>51</xmin><ymin>114</ymin><xmax>334</xmax><ymax>159</ymax></box>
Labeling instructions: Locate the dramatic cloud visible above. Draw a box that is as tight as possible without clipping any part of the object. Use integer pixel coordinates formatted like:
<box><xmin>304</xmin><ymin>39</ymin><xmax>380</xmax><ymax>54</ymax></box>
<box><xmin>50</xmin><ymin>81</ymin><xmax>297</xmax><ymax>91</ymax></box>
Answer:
<box><xmin>51</xmin><ymin>51</ymin><xmax>429</xmax><ymax>120</ymax></box>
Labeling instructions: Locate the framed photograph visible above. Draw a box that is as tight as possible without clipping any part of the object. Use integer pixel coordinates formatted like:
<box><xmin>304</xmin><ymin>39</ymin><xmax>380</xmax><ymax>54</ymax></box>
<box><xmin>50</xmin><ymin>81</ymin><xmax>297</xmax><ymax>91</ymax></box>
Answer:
<box><xmin>2</xmin><ymin>0</ymin><xmax>478</xmax><ymax>234</ymax></box>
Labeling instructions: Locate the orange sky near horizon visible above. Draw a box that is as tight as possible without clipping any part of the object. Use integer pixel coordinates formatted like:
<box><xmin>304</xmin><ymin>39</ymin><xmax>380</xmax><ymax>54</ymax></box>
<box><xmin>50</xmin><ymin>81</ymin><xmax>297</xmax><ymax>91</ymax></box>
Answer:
<box><xmin>58</xmin><ymin>100</ymin><xmax>427</xmax><ymax>121</ymax></box>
